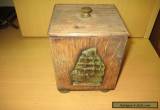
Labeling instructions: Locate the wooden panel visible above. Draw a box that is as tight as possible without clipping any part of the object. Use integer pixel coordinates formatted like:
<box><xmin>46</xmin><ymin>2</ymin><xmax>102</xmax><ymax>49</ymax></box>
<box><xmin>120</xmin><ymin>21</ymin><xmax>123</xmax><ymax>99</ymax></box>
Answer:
<box><xmin>13</xmin><ymin>0</ymin><xmax>54</xmax><ymax>36</ymax></box>
<box><xmin>49</xmin><ymin>4</ymin><xmax>128</xmax><ymax>37</ymax></box>
<box><xmin>51</xmin><ymin>36</ymin><xmax>127</xmax><ymax>90</ymax></box>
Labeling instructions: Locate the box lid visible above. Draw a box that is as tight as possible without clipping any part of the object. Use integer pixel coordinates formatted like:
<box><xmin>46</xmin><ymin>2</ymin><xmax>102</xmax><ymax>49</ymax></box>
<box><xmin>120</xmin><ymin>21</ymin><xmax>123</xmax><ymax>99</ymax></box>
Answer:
<box><xmin>48</xmin><ymin>4</ymin><xmax>129</xmax><ymax>37</ymax></box>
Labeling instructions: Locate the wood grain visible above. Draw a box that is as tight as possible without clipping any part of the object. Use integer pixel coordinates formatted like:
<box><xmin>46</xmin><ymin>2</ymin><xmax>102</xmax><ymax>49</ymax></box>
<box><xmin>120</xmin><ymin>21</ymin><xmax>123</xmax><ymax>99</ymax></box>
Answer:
<box><xmin>50</xmin><ymin>36</ymin><xmax>127</xmax><ymax>91</ymax></box>
<box><xmin>48</xmin><ymin>4</ymin><xmax>129</xmax><ymax>37</ymax></box>
<box><xmin>49</xmin><ymin>4</ymin><xmax>129</xmax><ymax>91</ymax></box>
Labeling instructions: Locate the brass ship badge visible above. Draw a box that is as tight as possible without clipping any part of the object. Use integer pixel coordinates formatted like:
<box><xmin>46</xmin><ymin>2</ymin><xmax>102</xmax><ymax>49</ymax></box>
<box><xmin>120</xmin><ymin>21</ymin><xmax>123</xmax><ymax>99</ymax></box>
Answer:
<box><xmin>70</xmin><ymin>48</ymin><xmax>105</xmax><ymax>86</ymax></box>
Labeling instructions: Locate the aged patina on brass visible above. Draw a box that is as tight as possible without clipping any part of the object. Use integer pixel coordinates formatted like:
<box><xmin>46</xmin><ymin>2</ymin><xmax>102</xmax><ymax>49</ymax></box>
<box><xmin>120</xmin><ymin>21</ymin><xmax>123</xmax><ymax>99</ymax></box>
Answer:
<box><xmin>70</xmin><ymin>48</ymin><xmax>105</xmax><ymax>86</ymax></box>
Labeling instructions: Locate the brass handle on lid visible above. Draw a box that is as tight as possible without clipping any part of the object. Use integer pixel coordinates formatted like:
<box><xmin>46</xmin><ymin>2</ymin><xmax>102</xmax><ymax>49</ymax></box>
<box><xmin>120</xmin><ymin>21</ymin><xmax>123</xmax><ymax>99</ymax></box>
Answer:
<box><xmin>81</xmin><ymin>7</ymin><xmax>92</xmax><ymax>18</ymax></box>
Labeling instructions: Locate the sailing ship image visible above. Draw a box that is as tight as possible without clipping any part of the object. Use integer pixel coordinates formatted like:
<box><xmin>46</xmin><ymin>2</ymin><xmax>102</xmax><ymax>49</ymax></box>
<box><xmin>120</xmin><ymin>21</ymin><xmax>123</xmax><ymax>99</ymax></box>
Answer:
<box><xmin>70</xmin><ymin>48</ymin><xmax>105</xmax><ymax>86</ymax></box>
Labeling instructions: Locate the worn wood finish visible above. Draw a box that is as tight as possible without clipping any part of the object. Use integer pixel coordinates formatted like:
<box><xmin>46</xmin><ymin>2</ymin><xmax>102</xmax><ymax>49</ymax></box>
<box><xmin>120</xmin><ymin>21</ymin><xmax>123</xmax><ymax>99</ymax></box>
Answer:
<box><xmin>49</xmin><ymin>4</ymin><xmax>129</xmax><ymax>37</ymax></box>
<box><xmin>51</xmin><ymin>36</ymin><xmax>127</xmax><ymax>91</ymax></box>
<box><xmin>49</xmin><ymin>4</ymin><xmax>129</xmax><ymax>91</ymax></box>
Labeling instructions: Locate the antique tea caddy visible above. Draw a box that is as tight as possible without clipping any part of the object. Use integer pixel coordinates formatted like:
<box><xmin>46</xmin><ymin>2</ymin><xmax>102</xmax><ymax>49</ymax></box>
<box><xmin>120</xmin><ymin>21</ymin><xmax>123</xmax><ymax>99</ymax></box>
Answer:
<box><xmin>48</xmin><ymin>4</ymin><xmax>129</xmax><ymax>92</ymax></box>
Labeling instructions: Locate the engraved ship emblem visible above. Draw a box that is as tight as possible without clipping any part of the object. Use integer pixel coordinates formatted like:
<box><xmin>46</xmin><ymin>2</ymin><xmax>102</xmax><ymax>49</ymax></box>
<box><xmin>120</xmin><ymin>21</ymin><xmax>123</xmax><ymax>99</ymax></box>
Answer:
<box><xmin>70</xmin><ymin>48</ymin><xmax>105</xmax><ymax>86</ymax></box>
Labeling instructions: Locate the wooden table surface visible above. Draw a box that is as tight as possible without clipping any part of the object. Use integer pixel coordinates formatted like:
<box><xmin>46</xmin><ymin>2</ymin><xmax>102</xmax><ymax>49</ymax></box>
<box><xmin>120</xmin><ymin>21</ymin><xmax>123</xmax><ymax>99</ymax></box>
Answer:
<box><xmin>0</xmin><ymin>27</ymin><xmax>160</xmax><ymax>110</ymax></box>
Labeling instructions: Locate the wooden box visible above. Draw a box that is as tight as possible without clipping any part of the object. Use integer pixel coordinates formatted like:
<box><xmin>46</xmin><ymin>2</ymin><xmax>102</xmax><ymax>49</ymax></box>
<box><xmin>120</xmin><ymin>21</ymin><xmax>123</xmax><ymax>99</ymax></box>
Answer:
<box><xmin>48</xmin><ymin>4</ymin><xmax>129</xmax><ymax>92</ymax></box>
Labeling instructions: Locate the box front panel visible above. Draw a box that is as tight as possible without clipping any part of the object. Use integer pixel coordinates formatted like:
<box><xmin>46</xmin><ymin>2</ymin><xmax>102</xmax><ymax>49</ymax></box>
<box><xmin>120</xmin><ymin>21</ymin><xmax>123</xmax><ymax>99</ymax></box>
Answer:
<box><xmin>50</xmin><ymin>36</ymin><xmax>127</xmax><ymax>90</ymax></box>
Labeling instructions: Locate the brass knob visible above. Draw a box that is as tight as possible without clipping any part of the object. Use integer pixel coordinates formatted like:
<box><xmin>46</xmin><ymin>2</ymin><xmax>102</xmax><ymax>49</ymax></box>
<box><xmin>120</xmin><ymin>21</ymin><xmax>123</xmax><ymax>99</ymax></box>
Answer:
<box><xmin>81</xmin><ymin>7</ymin><xmax>92</xmax><ymax>18</ymax></box>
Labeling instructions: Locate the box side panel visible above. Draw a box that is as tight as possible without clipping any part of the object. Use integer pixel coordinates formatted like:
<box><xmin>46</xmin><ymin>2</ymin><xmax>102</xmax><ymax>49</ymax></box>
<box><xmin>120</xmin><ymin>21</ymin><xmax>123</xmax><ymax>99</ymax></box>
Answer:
<box><xmin>50</xmin><ymin>36</ymin><xmax>127</xmax><ymax>90</ymax></box>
